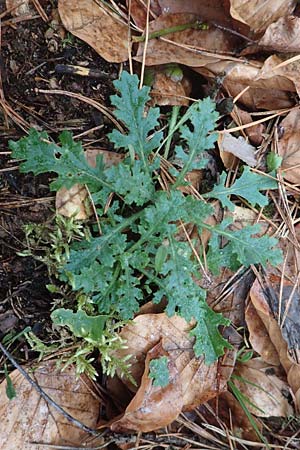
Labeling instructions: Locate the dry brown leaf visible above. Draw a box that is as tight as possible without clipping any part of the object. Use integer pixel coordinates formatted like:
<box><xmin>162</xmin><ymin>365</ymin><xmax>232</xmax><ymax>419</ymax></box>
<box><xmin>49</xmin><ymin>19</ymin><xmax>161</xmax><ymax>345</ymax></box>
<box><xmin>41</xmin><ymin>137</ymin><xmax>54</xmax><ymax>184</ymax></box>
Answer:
<box><xmin>256</xmin><ymin>55</ymin><xmax>300</xmax><ymax>97</ymax></box>
<box><xmin>130</xmin><ymin>0</ymin><xmax>250</xmax><ymax>38</ymax></box>
<box><xmin>259</xmin><ymin>15</ymin><xmax>300</xmax><ymax>52</ymax></box>
<box><xmin>231</xmin><ymin>107</ymin><xmax>265</xmax><ymax>146</ymax></box>
<box><xmin>250</xmin><ymin>276</ymin><xmax>300</xmax><ymax>408</ymax></box>
<box><xmin>230</xmin><ymin>206</ymin><xmax>258</xmax><ymax>228</ymax></box>
<box><xmin>229</xmin><ymin>0</ymin><xmax>296</xmax><ymax>33</ymax></box>
<box><xmin>232</xmin><ymin>359</ymin><xmax>293</xmax><ymax>417</ymax></box>
<box><xmin>158</xmin><ymin>0</ymin><xmax>250</xmax><ymax>36</ymax></box>
<box><xmin>245</xmin><ymin>300</ymin><xmax>280</xmax><ymax>366</ymax></box>
<box><xmin>218</xmin><ymin>133</ymin><xmax>257</xmax><ymax>167</ymax></box>
<box><xmin>0</xmin><ymin>361</ymin><xmax>101</xmax><ymax>449</ymax></box>
<box><xmin>205</xmin><ymin>265</ymin><xmax>256</xmax><ymax>328</ymax></box>
<box><xmin>129</xmin><ymin>0</ymin><xmax>161</xmax><ymax>28</ymax></box>
<box><xmin>56</xmin><ymin>149</ymin><xmax>124</xmax><ymax>219</ymax></box>
<box><xmin>109</xmin><ymin>313</ymin><xmax>238</xmax><ymax>432</ymax></box>
<box><xmin>111</xmin><ymin>341</ymin><xmax>182</xmax><ymax>432</ymax></box>
<box><xmin>194</xmin><ymin>57</ymin><xmax>296</xmax><ymax>110</ymax></box>
<box><xmin>58</xmin><ymin>0</ymin><xmax>129</xmax><ymax>62</ymax></box>
<box><xmin>158</xmin><ymin>0</ymin><xmax>229</xmax><ymax>21</ymax></box>
<box><xmin>150</xmin><ymin>70</ymin><xmax>192</xmax><ymax>106</ymax></box>
<box><xmin>277</xmin><ymin>107</ymin><xmax>300</xmax><ymax>184</ymax></box>
<box><xmin>135</xmin><ymin>13</ymin><xmax>239</xmax><ymax>67</ymax></box>
<box><xmin>6</xmin><ymin>0</ymin><xmax>31</xmax><ymax>15</ymax></box>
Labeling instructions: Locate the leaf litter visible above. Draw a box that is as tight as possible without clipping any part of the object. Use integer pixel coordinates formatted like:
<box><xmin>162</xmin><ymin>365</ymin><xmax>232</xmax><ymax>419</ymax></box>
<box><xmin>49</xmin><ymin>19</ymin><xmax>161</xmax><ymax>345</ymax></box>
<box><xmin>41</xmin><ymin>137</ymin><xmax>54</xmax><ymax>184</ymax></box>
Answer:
<box><xmin>3</xmin><ymin>0</ymin><xmax>300</xmax><ymax>448</ymax></box>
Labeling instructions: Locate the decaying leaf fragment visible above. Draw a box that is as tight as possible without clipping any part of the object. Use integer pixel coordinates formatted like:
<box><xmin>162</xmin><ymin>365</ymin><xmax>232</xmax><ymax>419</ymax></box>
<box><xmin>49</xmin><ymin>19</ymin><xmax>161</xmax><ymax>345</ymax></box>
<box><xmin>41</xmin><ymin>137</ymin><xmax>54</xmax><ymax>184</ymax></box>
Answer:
<box><xmin>58</xmin><ymin>0</ymin><xmax>129</xmax><ymax>62</ymax></box>
<box><xmin>147</xmin><ymin>66</ymin><xmax>192</xmax><ymax>106</ymax></box>
<box><xmin>277</xmin><ymin>107</ymin><xmax>300</xmax><ymax>184</ymax></box>
<box><xmin>6</xmin><ymin>0</ymin><xmax>31</xmax><ymax>15</ymax></box>
<box><xmin>218</xmin><ymin>133</ymin><xmax>257</xmax><ymax>167</ymax></box>
<box><xmin>135</xmin><ymin>13</ymin><xmax>239</xmax><ymax>67</ymax></box>
<box><xmin>229</xmin><ymin>0</ymin><xmax>296</xmax><ymax>33</ymax></box>
<box><xmin>249</xmin><ymin>274</ymin><xmax>300</xmax><ymax>409</ymax></box>
<box><xmin>232</xmin><ymin>359</ymin><xmax>293</xmax><ymax>417</ymax></box>
<box><xmin>194</xmin><ymin>59</ymin><xmax>295</xmax><ymax>111</ymax></box>
<box><xmin>0</xmin><ymin>361</ymin><xmax>101</xmax><ymax>449</ymax></box>
<box><xmin>109</xmin><ymin>313</ymin><xmax>239</xmax><ymax>432</ymax></box>
<box><xmin>231</xmin><ymin>107</ymin><xmax>265</xmax><ymax>146</ymax></box>
<box><xmin>259</xmin><ymin>15</ymin><xmax>300</xmax><ymax>52</ymax></box>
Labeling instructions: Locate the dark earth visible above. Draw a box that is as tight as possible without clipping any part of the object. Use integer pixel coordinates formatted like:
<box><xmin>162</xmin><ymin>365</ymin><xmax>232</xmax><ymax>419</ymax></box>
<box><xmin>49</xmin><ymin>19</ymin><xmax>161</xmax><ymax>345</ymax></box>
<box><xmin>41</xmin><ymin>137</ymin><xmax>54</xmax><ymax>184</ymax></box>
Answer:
<box><xmin>0</xmin><ymin>0</ymin><xmax>118</xmax><ymax>358</ymax></box>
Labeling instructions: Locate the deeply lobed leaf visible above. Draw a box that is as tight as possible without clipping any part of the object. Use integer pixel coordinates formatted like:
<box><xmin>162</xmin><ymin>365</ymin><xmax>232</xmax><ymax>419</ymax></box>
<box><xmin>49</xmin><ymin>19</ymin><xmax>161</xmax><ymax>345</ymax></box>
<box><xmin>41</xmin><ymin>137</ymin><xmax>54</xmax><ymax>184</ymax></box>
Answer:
<box><xmin>206</xmin><ymin>166</ymin><xmax>278</xmax><ymax>211</ymax></box>
<box><xmin>108</xmin><ymin>71</ymin><xmax>163</xmax><ymax>159</ymax></box>
<box><xmin>8</xmin><ymin>71</ymin><xmax>283</xmax><ymax>369</ymax></box>
<box><xmin>10</xmin><ymin>129</ymin><xmax>110</xmax><ymax>193</ymax></box>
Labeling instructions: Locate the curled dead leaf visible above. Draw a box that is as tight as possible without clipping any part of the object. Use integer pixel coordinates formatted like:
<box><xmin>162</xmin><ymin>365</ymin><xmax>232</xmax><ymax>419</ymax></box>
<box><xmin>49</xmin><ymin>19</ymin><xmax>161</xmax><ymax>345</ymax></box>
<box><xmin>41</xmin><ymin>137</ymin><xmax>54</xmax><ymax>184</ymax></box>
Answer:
<box><xmin>129</xmin><ymin>0</ymin><xmax>161</xmax><ymax>28</ymax></box>
<box><xmin>277</xmin><ymin>107</ymin><xmax>300</xmax><ymax>184</ymax></box>
<box><xmin>109</xmin><ymin>313</ymin><xmax>238</xmax><ymax>432</ymax></box>
<box><xmin>229</xmin><ymin>0</ymin><xmax>296</xmax><ymax>33</ymax></box>
<box><xmin>218</xmin><ymin>133</ymin><xmax>257</xmax><ymax>167</ymax></box>
<box><xmin>58</xmin><ymin>0</ymin><xmax>129</xmax><ymax>62</ymax></box>
<box><xmin>250</xmin><ymin>275</ymin><xmax>300</xmax><ymax>409</ymax></box>
<box><xmin>232</xmin><ymin>359</ymin><xmax>293</xmax><ymax>417</ymax></box>
<box><xmin>259</xmin><ymin>15</ymin><xmax>300</xmax><ymax>52</ymax></box>
<box><xmin>111</xmin><ymin>341</ymin><xmax>182</xmax><ymax>432</ymax></box>
<box><xmin>231</xmin><ymin>107</ymin><xmax>265</xmax><ymax>146</ymax></box>
<box><xmin>0</xmin><ymin>361</ymin><xmax>101</xmax><ymax>449</ymax></box>
<box><xmin>245</xmin><ymin>300</ymin><xmax>280</xmax><ymax>366</ymax></box>
<box><xmin>194</xmin><ymin>59</ymin><xmax>294</xmax><ymax>110</ymax></box>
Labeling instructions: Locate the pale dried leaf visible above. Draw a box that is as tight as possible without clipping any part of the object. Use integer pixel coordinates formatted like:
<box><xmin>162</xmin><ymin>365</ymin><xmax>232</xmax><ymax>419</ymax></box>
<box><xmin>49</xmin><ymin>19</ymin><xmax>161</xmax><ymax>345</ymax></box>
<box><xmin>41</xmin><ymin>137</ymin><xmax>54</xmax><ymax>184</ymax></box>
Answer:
<box><xmin>245</xmin><ymin>300</ymin><xmax>280</xmax><ymax>366</ymax></box>
<box><xmin>6</xmin><ymin>0</ymin><xmax>30</xmax><ymax>15</ymax></box>
<box><xmin>56</xmin><ymin>184</ymin><xmax>90</xmax><ymax>220</ymax></box>
<box><xmin>218</xmin><ymin>133</ymin><xmax>257</xmax><ymax>167</ymax></box>
<box><xmin>0</xmin><ymin>361</ymin><xmax>101</xmax><ymax>449</ymax></box>
<box><xmin>109</xmin><ymin>313</ymin><xmax>238</xmax><ymax>432</ymax></box>
<box><xmin>233</xmin><ymin>360</ymin><xmax>293</xmax><ymax>417</ymax></box>
<box><xmin>229</xmin><ymin>0</ymin><xmax>296</xmax><ymax>33</ymax></box>
<box><xmin>135</xmin><ymin>13</ymin><xmax>238</xmax><ymax>67</ymax></box>
<box><xmin>56</xmin><ymin>149</ymin><xmax>124</xmax><ymax>219</ymax></box>
<box><xmin>277</xmin><ymin>108</ymin><xmax>300</xmax><ymax>184</ymax></box>
<box><xmin>58</xmin><ymin>0</ymin><xmax>129</xmax><ymax>62</ymax></box>
<box><xmin>259</xmin><ymin>15</ymin><xmax>300</xmax><ymax>52</ymax></box>
<box><xmin>194</xmin><ymin>57</ymin><xmax>296</xmax><ymax>110</ymax></box>
<box><xmin>151</xmin><ymin>71</ymin><xmax>192</xmax><ymax>106</ymax></box>
<box><xmin>250</xmin><ymin>277</ymin><xmax>300</xmax><ymax>408</ymax></box>
<box><xmin>256</xmin><ymin>55</ymin><xmax>300</xmax><ymax>97</ymax></box>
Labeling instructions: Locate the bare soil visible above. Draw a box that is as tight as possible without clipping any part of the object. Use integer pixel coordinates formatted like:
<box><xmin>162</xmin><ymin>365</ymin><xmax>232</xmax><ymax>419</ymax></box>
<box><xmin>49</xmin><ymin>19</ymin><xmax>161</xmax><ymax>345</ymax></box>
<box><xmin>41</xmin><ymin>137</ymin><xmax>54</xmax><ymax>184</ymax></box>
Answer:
<box><xmin>0</xmin><ymin>0</ymin><xmax>117</xmax><ymax>345</ymax></box>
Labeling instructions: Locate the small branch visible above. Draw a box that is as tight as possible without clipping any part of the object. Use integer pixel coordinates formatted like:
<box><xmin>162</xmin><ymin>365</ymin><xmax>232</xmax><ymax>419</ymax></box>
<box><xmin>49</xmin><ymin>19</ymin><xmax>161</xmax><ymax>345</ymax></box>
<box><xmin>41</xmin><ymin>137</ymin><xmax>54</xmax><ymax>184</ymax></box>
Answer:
<box><xmin>0</xmin><ymin>342</ymin><xmax>100</xmax><ymax>437</ymax></box>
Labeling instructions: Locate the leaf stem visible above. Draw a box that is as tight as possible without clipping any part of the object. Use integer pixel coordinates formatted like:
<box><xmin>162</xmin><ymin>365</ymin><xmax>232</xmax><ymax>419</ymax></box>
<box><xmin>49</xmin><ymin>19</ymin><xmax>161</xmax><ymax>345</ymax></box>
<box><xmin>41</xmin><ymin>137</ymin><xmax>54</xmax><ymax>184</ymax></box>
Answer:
<box><xmin>132</xmin><ymin>20</ymin><xmax>208</xmax><ymax>43</ymax></box>
<box><xmin>164</xmin><ymin>106</ymin><xmax>180</xmax><ymax>160</ymax></box>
